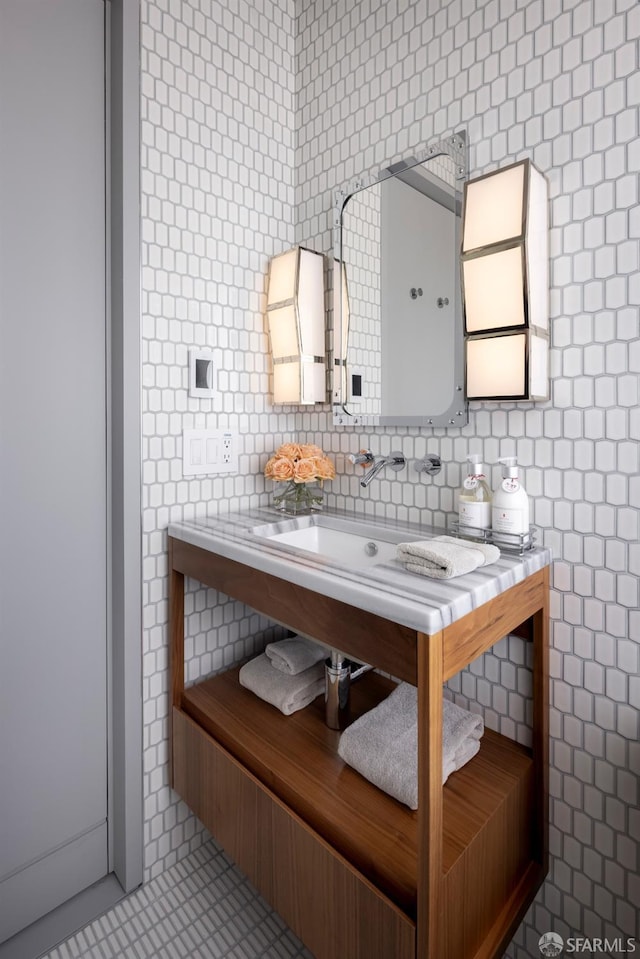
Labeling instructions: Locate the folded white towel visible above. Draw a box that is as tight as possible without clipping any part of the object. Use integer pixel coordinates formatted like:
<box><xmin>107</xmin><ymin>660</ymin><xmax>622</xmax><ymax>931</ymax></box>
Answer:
<box><xmin>239</xmin><ymin>653</ymin><xmax>324</xmax><ymax>715</ymax></box>
<box><xmin>265</xmin><ymin>635</ymin><xmax>327</xmax><ymax>675</ymax></box>
<box><xmin>441</xmin><ymin>694</ymin><xmax>483</xmax><ymax>782</ymax></box>
<box><xmin>337</xmin><ymin>683</ymin><xmax>483</xmax><ymax>809</ymax></box>
<box><xmin>443</xmin><ymin>736</ymin><xmax>480</xmax><ymax>784</ymax></box>
<box><xmin>397</xmin><ymin>535</ymin><xmax>500</xmax><ymax>579</ymax></box>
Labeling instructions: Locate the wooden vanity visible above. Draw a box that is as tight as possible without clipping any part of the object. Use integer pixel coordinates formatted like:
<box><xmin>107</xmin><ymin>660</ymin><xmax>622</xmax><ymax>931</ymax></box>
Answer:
<box><xmin>168</xmin><ymin>511</ymin><xmax>549</xmax><ymax>959</ymax></box>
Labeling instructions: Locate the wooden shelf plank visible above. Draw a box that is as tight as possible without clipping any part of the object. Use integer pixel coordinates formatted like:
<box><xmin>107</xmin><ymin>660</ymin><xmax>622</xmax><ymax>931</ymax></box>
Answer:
<box><xmin>181</xmin><ymin>668</ymin><xmax>533</xmax><ymax>918</ymax></box>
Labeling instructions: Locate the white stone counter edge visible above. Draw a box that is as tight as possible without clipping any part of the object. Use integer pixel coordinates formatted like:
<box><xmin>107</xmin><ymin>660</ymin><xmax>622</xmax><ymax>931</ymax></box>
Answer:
<box><xmin>168</xmin><ymin>508</ymin><xmax>552</xmax><ymax>636</ymax></box>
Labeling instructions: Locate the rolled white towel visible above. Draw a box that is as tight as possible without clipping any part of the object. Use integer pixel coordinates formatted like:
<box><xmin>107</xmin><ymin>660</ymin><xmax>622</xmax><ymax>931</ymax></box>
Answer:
<box><xmin>239</xmin><ymin>653</ymin><xmax>324</xmax><ymax>715</ymax></box>
<box><xmin>397</xmin><ymin>535</ymin><xmax>500</xmax><ymax>579</ymax></box>
<box><xmin>265</xmin><ymin>635</ymin><xmax>327</xmax><ymax>675</ymax></box>
<box><xmin>337</xmin><ymin>683</ymin><xmax>484</xmax><ymax>809</ymax></box>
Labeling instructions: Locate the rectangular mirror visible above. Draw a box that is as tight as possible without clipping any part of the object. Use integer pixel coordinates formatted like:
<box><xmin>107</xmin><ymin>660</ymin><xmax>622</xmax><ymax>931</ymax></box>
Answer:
<box><xmin>332</xmin><ymin>131</ymin><xmax>468</xmax><ymax>428</ymax></box>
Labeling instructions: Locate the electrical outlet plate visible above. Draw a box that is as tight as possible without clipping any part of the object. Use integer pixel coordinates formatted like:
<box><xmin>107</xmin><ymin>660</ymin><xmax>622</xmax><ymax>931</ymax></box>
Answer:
<box><xmin>221</xmin><ymin>431</ymin><xmax>235</xmax><ymax>467</ymax></box>
<box><xmin>183</xmin><ymin>429</ymin><xmax>238</xmax><ymax>475</ymax></box>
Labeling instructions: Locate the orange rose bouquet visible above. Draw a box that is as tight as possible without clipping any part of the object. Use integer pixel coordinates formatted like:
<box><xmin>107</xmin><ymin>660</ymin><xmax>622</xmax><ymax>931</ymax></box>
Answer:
<box><xmin>265</xmin><ymin>443</ymin><xmax>336</xmax><ymax>514</ymax></box>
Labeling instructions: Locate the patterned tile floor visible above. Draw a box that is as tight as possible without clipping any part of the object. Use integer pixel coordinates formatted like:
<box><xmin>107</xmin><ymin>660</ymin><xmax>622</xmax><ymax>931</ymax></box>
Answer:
<box><xmin>41</xmin><ymin>842</ymin><xmax>313</xmax><ymax>959</ymax></box>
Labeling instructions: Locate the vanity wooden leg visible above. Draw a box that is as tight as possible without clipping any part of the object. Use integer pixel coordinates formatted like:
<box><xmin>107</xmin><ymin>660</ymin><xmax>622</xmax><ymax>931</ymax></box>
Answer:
<box><xmin>416</xmin><ymin>630</ymin><xmax>444</xmax><ymax>959</ymax></box>
<box><xmin>532</xmin><ymin>565</ymin><xmax>550</xmax><ymax>875</ymax></box>
<box><xmin>169</xmin><ymin>537</ymin><xmax>185</xmax><ymax>787</ymax></box>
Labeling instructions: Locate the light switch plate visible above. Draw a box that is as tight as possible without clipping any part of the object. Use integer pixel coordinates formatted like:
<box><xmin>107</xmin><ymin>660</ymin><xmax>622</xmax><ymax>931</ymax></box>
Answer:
<box><xmin>348</xmin><ymin>366</ymin><xmax>364</xmax><ymax>404</ymax></box>
<box><xmin>183</xmin><ymin>429</ymin><xmax>238</xmax><ymax>475</ymax></box>
<box><xmin>189</xmin><ymin>347</ymin><xmax>215</xmax><ymax>399</ymax></box>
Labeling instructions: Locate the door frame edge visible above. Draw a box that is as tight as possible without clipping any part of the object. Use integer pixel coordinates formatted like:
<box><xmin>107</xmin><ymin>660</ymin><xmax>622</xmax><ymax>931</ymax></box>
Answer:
<box><xmin>108</xmin><ymin>0</ymin><xmax>143</xmax><ymax>895</ymax></box>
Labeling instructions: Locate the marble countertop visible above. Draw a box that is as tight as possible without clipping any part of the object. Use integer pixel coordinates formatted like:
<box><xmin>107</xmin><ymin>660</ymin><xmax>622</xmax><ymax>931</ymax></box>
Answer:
<box><xmin>168</xmin><ymin>507</ymin><xmax>552</xmax><ymax>636</ymax></box>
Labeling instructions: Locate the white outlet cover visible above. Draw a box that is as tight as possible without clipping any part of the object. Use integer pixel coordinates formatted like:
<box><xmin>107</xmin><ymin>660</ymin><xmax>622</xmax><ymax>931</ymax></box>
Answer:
<box><xmin>220</xmin><ymin>430</ymin><xmax>238</xmax><ymax>471</ymax></box>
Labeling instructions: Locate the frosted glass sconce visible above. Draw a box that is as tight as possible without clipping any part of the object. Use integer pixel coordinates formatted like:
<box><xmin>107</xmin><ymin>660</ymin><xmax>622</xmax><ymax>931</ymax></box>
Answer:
<box><xmin>266</xmin><ymin>247</ymin><xmax>326</xmax><ymax>405</ymax></box>
<box><xmin>461</xmin><ymin>159</ymin><xmax>549</xmax><ymax>401</ymax></box>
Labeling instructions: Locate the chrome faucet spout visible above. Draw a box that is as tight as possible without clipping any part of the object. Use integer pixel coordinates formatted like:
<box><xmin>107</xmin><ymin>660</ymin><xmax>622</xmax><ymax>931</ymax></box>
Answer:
<box><xmin>360</xmin><ymin>451</ymin><xmax>406</xmax><ymax>488</ymax></box>
<box><xmin>360</xmin><ymin>457</ymin><xmax>392</xmax><ymax>487</ymax></box>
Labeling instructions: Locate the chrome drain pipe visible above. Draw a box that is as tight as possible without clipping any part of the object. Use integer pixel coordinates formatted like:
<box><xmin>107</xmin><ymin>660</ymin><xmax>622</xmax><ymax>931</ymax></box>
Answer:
<box><xmin>325</xmin><ymin>649</ymin><xmax>373</xmax><ymax>730</ymax></box>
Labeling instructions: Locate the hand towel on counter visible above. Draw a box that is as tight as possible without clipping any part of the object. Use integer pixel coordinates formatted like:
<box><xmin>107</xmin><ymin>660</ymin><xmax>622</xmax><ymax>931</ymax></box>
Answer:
<box><xmin>337</xmin><ymin>683</ymin><xmax>484</xmax><ymax>809</ymax></box>
<box><xmin>239</xmin><ymin>653</ymin><xmax>324</xmax><ymax>715</ymax></box>
<box><xmin>396</xmin><ymin>535</ymin><xmax>500</xmax><ymax>580</ymax></box>
<box><xmin>265</xmin><ymin>635</ymin><xmax>327</xmax><ymax>675</ymax></box>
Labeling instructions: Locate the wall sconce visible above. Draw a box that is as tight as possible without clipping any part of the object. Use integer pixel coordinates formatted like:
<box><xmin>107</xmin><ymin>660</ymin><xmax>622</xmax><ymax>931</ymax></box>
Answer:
<box><xmin>266</xmin><ymin>246</ymin><xmax>326</xmax><ymax>405</ymax></box>
<box><xmin>461</xmin><ymin>159</ymin><xmax>549</xmax><ymax>401</ymax></box>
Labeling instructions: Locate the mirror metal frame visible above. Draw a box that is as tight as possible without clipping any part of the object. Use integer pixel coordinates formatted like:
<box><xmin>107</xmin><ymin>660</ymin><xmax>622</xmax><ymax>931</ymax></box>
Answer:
<box><xmin>332</xmin><ymin>130</ymin><xmax>468</xmax><ymax>428</ymax></box>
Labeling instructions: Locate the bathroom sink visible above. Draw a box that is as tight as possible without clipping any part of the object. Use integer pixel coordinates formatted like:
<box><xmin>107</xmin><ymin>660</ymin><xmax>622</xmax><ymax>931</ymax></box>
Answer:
<box><xmin>252</xmin><ymin>514</ymin><xmax>418</xmax><ymax>568</ymax></box>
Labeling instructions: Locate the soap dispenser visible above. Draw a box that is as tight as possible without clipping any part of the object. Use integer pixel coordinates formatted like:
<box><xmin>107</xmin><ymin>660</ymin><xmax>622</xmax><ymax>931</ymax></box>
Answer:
<box><xmin>457</xmin><ymin>454</ymin><xmax>492</xmax><ymax>529</ymax></box>
<box><xmin>492</xmin><ymin>457</ymin><xmax>530</xmax><ymax>537</ymax></box>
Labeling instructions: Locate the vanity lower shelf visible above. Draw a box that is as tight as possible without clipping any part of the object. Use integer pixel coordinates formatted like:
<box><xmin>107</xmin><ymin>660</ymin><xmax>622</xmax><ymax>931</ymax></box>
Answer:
<box><xmin>177</xmin><ymin>667</ymin><xmax>535</xmax><ymax>946</ymax></box>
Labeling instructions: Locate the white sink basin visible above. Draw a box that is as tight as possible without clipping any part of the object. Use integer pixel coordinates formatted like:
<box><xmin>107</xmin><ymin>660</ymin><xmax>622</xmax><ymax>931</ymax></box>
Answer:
<box><xmin>252</xmin><ymin>514</ymin><xmax>418</xmax><ymax>568</ymax></box>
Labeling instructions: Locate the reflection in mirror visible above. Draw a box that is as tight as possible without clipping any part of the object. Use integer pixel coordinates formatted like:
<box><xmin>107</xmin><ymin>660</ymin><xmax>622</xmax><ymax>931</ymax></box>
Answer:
<box><xmin>333</xmin><ymin>131</ymin><xmax>468</xmax><ymax>428</ymax></box>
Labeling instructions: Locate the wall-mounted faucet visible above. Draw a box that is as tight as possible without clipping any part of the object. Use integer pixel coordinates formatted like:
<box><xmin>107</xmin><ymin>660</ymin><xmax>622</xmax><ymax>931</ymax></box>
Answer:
<box><xmin>348</xmin><ymin>449</ymin><xmax>406</xmax><ymax>488</ymax></box>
